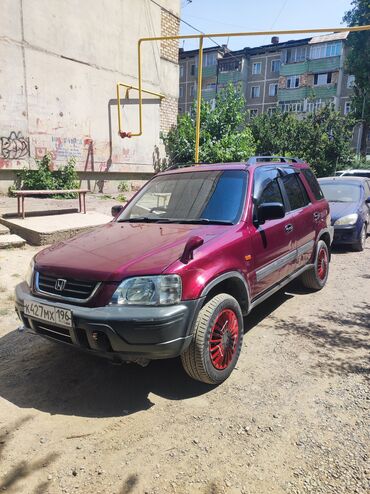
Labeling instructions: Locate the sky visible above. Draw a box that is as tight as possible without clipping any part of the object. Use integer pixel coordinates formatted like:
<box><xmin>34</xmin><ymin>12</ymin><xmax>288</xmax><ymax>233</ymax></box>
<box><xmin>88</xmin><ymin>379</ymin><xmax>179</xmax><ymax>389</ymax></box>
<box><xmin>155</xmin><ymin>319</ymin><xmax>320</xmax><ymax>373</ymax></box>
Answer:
<box><xmin>179</xmin><ymin>0</ymin><xmax>354</xmax><ymax>50</ymax></box>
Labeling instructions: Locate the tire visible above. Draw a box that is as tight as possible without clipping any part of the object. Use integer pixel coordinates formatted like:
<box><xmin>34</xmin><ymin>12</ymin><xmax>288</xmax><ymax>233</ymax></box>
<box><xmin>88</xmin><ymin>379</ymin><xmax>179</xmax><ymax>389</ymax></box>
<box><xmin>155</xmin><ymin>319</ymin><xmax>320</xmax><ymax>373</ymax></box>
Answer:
<box><xmin>353</xmin><ymin>224</ymin><xmax>367</xmax><ymax>252</ymax></box>
<box><xmin>181</xmin><ymin>293</ymin><xmax>243</xmax><ymax>385</ymax></box>
<box><xmin>301</xmin><ymin>240</ymin><xmax>329</xmax><ymax>291</ymax></box>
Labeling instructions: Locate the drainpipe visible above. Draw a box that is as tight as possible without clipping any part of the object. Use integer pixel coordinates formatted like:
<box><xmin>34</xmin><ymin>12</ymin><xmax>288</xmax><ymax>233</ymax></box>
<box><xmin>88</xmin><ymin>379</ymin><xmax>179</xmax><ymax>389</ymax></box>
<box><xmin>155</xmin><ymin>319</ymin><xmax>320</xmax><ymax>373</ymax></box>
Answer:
<box><xmin>336</xmin><ymin>42</ymin><xmax>346</xmax><ymax>111</ymax></box>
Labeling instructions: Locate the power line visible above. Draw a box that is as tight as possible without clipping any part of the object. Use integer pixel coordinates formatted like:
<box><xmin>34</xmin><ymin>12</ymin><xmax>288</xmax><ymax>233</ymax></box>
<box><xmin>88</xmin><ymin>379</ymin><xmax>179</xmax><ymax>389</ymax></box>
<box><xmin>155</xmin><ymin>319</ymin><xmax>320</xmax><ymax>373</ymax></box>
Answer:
<box><xmin>149</xmin><ymin>0</ymin><xmax>221</xmax><ymax>48</ymax></box>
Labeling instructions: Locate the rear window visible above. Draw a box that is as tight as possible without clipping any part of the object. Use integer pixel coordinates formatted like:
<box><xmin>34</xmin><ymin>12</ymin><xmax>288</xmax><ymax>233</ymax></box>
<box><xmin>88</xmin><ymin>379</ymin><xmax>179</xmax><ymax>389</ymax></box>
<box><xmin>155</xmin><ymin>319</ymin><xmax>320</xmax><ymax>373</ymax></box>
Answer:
<box><xmin>301</xmin><ymin>169</ymin><xmax>324</xmax><ymax>200</ymax></box>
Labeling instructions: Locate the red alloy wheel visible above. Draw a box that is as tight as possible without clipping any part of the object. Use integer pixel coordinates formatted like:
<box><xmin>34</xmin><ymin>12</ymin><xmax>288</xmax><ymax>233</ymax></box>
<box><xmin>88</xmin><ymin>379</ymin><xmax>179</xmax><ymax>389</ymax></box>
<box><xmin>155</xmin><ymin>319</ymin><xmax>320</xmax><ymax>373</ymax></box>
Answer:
<box><xmin>209</xmin><ymin>309</ymin><xmax>239</xmax><ymax>370</ymax></box>
<box><xmin>317</xmin><ymin>247</ymin><xmax>328</xmax><ymax>281</ymax></box>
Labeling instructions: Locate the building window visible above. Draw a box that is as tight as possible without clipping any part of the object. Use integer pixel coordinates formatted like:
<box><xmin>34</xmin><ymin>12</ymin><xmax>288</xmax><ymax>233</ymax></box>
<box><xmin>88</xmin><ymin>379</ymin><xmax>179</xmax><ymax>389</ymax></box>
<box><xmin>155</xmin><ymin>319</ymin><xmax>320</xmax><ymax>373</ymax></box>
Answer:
<box><xmin>344</xmin><ymin>101</ymin><xmax>351</xmax><ymax>115</ymax></box>
<box><xmin>314</xmin><ymin>72</ymin><xmax>332</xmax><ymax>85</ymax></box>
<box><xmin>286</xmin><ymin>76</ymin><xmax>300</xmax><ymax>89</ymax></box>
<box><xmin>252</xmin><ymin>62</ymin><xmax>262</xmax><ymax>75</ymax></box>
<box><xmin>251</xmin><ymin>86</ymin><xmax>260</xmax><ymax>98</ymax></box>
<box><xmin>180</xmin><ymin>64</ymin><xmax>184</xmax><ymax>78</ymax></box>
<box><xmin>249</xmin><ymin>109</ymin><xmax>258</xmax><ymax>118</ymax></box>
<box><xmin>190</xmin><ymin>85</ymin><xmax>196</xmax><ymax>97</ymax></box>
<box><xmin>219</xmin><ymin>60</ymin><xmax>241</xmax><ymax>72</ymax></box>
<box><xmin>306</xmin><ymin>98</ymin><xmax>333</xmax><ymax>113</ymax></box>
<box><xmin>268</xmin><ymin>107</ymin><xmax>277</xmax><ymax>116</ymax></box>
<box><xmin>347</xmin><ymin>75</ymin><xmax>355</xmax><ymax>88</ymax></box>
<box><xmin>310</xmin><ymin>41</ymin><xmax>341</xmax><ymax>60</ymax></box>
<box><xmin>203</xmin><ymin>52</ymin><xmax>217</xmax><ymax>67</ymax></box>
<box><xmin>268</xmin><ymin>83</ymin><xmax>278</xmax><ymax>96</ymax></box>
<box><xmin>280</xmin><ymin>100</ymin><xmax>303</xmax><ymax>113</ymax></box>
<box><xmin>271</xmin><ymin>60</ymin><xmax>281</xmax><ymax>73</ymax></box>
<box><xmin>179</xmin><ymin>86</ymin><xmax>184</xmax><ymax>98</ymax></box>
<box><xmin>203</xmin><ymin>83</ymin><xmax>216</xmax><ymax>91</ymax></box>
<box><xmin>190</xmin><ymin>64</ymin><xmax>196</xmax><ymax>76</ymax></box>
<box><xmin>285</xmin><ymin>46</ymin><xmax>307</xmax><ymax>63</ymax></box>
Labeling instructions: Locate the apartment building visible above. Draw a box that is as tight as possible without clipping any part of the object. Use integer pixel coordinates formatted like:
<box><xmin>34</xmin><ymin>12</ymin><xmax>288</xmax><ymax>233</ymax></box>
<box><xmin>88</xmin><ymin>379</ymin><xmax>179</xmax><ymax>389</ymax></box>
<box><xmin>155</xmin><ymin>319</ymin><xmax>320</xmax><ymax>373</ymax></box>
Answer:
<box><xmin>278</xmin><ymin>32</ymin><xmax>351</xmax><ymax>114</ymax></box>
<box><xmin>179</xmin><ymin>33</ymin><xmax>354</xmax><ymax>120</ymax></box>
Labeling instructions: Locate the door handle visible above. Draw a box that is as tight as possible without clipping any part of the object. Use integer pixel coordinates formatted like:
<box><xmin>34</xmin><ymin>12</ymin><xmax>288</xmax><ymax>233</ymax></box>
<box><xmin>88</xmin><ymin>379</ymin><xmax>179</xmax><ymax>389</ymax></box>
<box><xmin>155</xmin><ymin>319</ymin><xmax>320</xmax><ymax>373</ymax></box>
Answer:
<box><xmin>284</xmin><ymin>223</ymin><xmax>294</xmax><ymax>233</ymax></box>
<box><xmin>313</xmin><ymin>212</ymin><xmax>320</xmax><ymax>221</ymax></box>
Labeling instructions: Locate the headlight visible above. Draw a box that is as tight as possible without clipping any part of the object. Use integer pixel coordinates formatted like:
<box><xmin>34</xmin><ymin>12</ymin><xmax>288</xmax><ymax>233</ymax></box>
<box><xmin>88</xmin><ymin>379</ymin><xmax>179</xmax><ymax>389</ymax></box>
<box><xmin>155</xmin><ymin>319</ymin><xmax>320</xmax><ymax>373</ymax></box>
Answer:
<box><xmin>25</xmin><ymin>258</ymin><xmax>35</xmax><ymax>287</ymax></box>
<box><xmin>334</xmin><ymin>213</ymin><xmax>358</xmax><ymax>226</ymax></box>
<box><xmin>110</xmin><ymin>275</ymin><xmax>182</xmax><ymax>306</ymax></box>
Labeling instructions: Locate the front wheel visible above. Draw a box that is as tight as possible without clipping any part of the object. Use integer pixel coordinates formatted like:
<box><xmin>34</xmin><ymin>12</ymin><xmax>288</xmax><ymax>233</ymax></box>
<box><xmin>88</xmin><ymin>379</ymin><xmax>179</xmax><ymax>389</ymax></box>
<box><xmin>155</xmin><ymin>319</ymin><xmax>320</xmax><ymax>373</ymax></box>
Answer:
<box><xmin>181</xmin><ymin>294</ymin><xmax>243</xmax><ymax>384</ymax></box>
<box><xmin>353</xmin><ymin>224</ymin><xmax>367</xmax><ymax>252</ymax></box>
<box><xmin>300</xmin><ymin>240</ymin><xmax>329</xmax><ymax>290</ymax></box>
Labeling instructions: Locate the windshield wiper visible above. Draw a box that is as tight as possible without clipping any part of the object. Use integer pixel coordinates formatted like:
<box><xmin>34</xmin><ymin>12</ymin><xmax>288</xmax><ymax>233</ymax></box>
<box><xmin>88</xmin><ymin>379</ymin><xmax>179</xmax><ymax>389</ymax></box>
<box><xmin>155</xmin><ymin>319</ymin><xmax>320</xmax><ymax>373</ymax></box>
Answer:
<box><xmin>176</xmin><ymin>218</ymin><xmax>234</xmax><ymax>225</ymax></box>
<box><xmin>118</xmin><ymin>217</ymin><xmax>171</xmax><ymax>223</ymax></box>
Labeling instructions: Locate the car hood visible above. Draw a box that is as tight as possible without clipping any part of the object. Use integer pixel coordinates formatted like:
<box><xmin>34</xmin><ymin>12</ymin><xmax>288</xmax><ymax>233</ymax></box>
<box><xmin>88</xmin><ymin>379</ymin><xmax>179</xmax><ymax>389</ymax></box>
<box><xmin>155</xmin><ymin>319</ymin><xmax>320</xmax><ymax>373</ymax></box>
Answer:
<box><xmin>35</xmin><ymin>221</ymin><xmax>229</xmax><ymax>282</ymax></box>
<box><xmin>329</xmin><ymin>201</ymin><xmax>358</xmax><ymax>223</ymax></box>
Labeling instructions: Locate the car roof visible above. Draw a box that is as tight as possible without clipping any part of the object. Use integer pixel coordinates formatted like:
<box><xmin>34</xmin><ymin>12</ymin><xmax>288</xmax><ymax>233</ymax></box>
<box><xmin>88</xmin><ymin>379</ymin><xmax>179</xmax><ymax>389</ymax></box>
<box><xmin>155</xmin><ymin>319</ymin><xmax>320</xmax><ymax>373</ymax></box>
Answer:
<box><xmin>318</xmin><ymin>176</ymin><xmax>368</xmax><ymax>185</ymax></box>
<box><xmin>339</xmin><ymin>169</ymin><xmax>370</xmax><ymax>173</ymax></box>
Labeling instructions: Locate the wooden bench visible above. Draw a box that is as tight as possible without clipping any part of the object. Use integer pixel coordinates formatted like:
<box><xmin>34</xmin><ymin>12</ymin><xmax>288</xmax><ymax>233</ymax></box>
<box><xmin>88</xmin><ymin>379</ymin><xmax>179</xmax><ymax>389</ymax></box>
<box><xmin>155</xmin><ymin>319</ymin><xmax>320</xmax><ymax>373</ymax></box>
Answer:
<box><xmin>14</xmin><ymin>189</ymin><xmax>89</xmax><ymax>219</ymax></box>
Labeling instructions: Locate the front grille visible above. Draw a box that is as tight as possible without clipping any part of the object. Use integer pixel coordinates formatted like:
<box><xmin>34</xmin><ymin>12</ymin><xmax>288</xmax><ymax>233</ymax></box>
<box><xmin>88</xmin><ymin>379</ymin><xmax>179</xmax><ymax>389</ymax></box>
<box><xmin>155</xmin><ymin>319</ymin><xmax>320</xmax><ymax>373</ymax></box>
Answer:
<box><xmin>35</xmin><ymin>272</ymin><xmax>99</xmax><ymax>302</ymax></box>
<box><xmin>33</xmin><ymin>321</ymin><xmax>72</xmax><ymax>344</ymax></box>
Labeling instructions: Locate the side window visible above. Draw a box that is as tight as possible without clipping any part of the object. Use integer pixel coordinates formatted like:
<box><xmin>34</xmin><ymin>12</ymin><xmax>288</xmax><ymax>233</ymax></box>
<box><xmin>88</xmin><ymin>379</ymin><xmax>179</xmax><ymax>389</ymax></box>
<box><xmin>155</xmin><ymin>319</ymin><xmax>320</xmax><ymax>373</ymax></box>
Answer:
<box><xmin>302</xmin><ymin>168</ymin><xmax>324</xmax><ymax>200</ymax></box>
<box><xmin>259</xmin><ymin>179</ymin><xmax>283</xmax><ymax>205</ymax></box>
<box><xmin>281</xmin><ymin>174</ymin><xmax>309</xmax><ymax>211</ymax></box>
<box><xmin>365</xmin><ymin>181</ymin><xmax>370</xmax><ymax>197</ymax></box>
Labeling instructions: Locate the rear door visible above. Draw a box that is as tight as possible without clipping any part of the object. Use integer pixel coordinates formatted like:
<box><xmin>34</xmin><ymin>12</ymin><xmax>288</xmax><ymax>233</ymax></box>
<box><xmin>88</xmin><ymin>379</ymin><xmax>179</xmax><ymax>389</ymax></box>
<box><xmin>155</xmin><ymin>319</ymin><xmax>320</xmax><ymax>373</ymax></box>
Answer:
<box><xmin>279</xmin><ymin>168</ymin><xmax>317</xmax><ymax>270</ymax></box>
<box><xmin>250</xmin><ymin>167</ymin><xmax>297</xmax><ymax>298</ymax></box>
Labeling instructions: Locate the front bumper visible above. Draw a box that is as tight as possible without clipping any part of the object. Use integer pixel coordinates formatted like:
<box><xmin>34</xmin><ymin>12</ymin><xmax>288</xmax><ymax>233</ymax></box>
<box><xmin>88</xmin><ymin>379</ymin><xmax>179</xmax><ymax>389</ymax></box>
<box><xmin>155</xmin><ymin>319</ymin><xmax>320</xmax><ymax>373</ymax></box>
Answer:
<box><xmin>15</xmin><ymin>282</ymin><xmax>202</xmax><ymax>362</ymax></box>
<box><xmin>332</xmin><ymin>224</ymin><xmax>359</xmax><ymax>245</ymax></box>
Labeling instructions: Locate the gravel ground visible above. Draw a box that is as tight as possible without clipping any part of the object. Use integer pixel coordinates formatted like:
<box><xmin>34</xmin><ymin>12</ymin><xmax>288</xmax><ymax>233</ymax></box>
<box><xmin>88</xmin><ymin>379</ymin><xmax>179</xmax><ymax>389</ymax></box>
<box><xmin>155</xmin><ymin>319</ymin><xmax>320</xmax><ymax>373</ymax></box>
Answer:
<box><xmin>0</xmin><ymin>195</ymin><xmax>369</xmax><ymax>494</ymax></box>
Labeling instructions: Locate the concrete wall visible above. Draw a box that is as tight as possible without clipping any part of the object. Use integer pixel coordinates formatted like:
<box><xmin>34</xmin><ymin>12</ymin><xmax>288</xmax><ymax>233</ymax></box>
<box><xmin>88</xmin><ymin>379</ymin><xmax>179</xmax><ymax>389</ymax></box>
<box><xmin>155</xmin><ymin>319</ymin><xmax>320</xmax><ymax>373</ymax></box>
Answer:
<box><xmin>0</xmin><ymin>0</ymin><xmax>180</xmax><ymax>192</ymax></box>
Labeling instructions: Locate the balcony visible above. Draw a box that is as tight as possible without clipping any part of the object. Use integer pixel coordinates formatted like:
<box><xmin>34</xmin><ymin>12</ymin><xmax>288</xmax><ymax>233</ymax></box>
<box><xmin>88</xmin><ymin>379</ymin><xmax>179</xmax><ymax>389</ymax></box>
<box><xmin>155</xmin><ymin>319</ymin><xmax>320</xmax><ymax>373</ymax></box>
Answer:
<box><xmin>218</xmin><ymin>71</ymin><xmax>243</xmax><ymax>85</ymax></box>
<box><xmin>280</xmin><ymin>56</ymin><xmax>341</xmax><ymax>76</ymax></box>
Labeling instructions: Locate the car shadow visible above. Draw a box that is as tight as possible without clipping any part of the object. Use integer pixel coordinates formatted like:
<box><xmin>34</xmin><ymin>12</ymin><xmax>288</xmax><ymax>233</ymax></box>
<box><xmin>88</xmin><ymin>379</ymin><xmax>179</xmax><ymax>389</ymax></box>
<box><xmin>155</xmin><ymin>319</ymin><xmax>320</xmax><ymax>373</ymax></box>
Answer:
<box><xmin>0</xmin><ymin>328</ymin><xmax>217</xmax><ymax>418</ymax></box>
<box><xmin>0</xmin><ymin>288</ymin><xmax>299</xmax><ymax>419</ymax></box>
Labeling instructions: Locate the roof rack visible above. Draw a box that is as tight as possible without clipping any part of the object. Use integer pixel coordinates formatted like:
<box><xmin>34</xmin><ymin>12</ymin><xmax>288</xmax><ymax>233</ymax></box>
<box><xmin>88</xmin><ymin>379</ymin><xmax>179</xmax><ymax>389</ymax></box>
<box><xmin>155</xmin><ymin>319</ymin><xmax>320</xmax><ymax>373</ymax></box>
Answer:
<box><xmin>247</xmin><ymin>156</ymin><xmax>304</xmax><ymax>164</ymax></box>
<box><xmin>166</xmin><ymin>162</ymin><xmax>211</xmax><ymax>170</ymax></box>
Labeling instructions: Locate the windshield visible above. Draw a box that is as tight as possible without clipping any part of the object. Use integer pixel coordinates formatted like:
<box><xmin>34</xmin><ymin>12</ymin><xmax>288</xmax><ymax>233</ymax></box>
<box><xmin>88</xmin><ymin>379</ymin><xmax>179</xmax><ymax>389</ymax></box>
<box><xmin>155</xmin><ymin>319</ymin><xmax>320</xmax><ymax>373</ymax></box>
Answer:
<box><xmin>320</xmin><ymin>183</ymin><xmax>361</xmax><ymax>203</ymax></box>
<box><xmin>117</xmin><ymin>170</ymin><xmax>248</xmax><ymax>224</ymax></box>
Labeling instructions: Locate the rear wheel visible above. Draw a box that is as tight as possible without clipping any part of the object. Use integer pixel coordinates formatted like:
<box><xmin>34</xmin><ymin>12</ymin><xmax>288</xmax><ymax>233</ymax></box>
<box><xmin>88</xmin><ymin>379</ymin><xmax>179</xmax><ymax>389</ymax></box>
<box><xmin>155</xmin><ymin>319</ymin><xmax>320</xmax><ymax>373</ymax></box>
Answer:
<box><xmin>181</xmin><ymin>293</ymin><xmax>243</xmax><ymax>384</ymax></box>
<box><xmin>353</xmin><ymin>224</ymin><xmax>367</xmax><ymax>252</ymax></box>
<box><xmin>301</xmin><ymin>240</ymin><xmax>329</xmax><ymax>290</ymax></box>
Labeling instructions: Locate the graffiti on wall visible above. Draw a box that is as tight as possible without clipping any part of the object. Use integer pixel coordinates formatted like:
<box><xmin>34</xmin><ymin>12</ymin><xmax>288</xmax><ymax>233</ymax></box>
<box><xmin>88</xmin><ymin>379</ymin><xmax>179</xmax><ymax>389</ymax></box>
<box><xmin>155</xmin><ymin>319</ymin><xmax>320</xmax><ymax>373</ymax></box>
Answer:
<box><xmin>0</xmin><ymin>131</ymin><xmax>29</xmax><ymax>159</ymax></box>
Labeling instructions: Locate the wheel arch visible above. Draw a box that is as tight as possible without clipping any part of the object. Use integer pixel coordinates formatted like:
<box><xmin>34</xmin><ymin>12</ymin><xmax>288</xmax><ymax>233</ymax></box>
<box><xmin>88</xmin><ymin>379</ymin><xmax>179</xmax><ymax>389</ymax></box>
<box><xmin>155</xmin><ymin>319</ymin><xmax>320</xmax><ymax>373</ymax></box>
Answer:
<box><xmin>317</xmin><ymin>228</ymin><xmax>332</xmax><ymax>260</ymax></box>
<box><xmin>200</xmin><ymin>272</ymin><xmax>250</xmax><ymax>315</ymax></box>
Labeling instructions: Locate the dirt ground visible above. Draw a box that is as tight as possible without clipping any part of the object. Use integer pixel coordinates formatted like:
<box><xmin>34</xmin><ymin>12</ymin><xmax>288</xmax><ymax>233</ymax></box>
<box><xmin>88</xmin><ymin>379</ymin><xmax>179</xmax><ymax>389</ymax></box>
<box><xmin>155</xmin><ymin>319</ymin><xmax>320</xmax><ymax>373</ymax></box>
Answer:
<box><xmin>0</xmin><ymin>195</ymin><xmax>369</xmax><ymax>494</ymax></box>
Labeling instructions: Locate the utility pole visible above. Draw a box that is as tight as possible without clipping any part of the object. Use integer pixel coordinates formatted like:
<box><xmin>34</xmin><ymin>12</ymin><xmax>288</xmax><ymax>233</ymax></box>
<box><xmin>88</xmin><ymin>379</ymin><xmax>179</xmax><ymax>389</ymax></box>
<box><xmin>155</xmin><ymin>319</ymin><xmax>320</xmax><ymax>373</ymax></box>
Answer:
<box><xmin>356</xmin><ymin>91</ymin><xmax>366</xmax><ymax>157</ymax></box>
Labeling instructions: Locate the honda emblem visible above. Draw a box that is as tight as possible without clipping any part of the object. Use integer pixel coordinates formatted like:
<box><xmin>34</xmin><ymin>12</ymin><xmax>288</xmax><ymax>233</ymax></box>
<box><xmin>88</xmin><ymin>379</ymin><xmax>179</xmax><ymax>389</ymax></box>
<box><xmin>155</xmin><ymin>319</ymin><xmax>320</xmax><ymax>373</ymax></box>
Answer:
<box><xmin>55</xmin><ymin>278</ymin><xmax>67</xmax><ymax>291</ymax></box>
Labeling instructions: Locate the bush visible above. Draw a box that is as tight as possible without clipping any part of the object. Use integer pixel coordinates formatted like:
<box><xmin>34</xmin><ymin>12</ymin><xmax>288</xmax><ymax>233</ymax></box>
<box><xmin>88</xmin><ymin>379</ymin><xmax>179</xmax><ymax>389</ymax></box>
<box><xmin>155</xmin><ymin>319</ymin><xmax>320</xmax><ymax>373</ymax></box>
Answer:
<box><xmin>14</xmin><ymin>154</ymin><xmax>79</xmax><ymax>197</ymax></box>
<box><xmin>162</xmin><ymin>84</ymin><xmax>256</xmax><ymax>166</ymax></box>
<box><xmin>116</xmin><ymin>181</ymin><xmax>130</xmax><ymax>202</ymax></box>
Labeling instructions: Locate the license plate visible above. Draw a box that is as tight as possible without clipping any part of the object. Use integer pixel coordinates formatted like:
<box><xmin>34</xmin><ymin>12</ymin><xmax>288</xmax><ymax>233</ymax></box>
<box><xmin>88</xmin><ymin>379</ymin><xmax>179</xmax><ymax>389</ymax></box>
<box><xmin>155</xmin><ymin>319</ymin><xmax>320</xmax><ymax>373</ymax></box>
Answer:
<box><xmin>24</xmin><ymin>301</ymin><xmax>72</xmax><ymax>328</ymax></box>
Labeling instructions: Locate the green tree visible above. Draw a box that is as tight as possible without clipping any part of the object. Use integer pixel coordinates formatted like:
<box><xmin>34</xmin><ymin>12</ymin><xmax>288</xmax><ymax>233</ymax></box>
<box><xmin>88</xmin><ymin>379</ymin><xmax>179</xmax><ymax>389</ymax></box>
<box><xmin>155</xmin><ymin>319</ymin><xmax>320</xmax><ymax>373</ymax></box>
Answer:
<box><xmin>343</xmin><ymin>0</ymin><xmax>370</xmax><ymax>157</ymax></box>
<box><xmin>250</xmin><ymin>107</ymin><xmax>355</xmax><ymax>176</ymax></box>
<box><xmin>162</xmin><ymin>84</ymin><xmax>256</xmax><ymax>165</ymax></box>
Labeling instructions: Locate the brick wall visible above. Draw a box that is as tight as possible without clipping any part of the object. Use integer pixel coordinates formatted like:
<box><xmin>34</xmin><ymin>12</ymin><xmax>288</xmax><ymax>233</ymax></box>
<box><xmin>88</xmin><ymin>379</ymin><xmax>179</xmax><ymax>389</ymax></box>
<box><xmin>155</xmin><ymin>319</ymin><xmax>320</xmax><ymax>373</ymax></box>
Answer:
<box><xmin>160</xmin><ymin>8</ymin><xmax>179</xmax><ymax>133</ymax></box>
<box><xmin>160</xmin><ymin>95</ymin><xmax>178</xmax><ymax>134</ymax></box>
<box><xmin>160</xmin><ymin>9</ymin><xmax>180</xmax><ymax>63</ymax></box>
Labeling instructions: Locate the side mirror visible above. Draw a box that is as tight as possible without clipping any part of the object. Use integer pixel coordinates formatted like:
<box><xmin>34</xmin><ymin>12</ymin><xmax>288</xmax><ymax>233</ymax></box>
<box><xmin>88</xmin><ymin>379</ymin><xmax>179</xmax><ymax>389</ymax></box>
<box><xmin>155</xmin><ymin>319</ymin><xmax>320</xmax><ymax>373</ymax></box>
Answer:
<box><xmin>256</xmin><ymin>202</ymin><xmax>285</xmax><ymax>225</ymax></box>
<box><xmin>111</xmin><ymin>205</ymin><xmax>124</xmax><ymax>217</ymax></box>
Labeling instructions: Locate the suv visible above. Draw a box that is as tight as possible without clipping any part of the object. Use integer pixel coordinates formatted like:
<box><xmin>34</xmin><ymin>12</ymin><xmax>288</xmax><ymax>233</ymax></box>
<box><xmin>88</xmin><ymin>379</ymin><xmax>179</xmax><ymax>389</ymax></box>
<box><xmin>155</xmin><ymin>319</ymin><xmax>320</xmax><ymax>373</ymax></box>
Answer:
<box><xmin>15</xmin><ymin>159</ymin><xmax>333</xmax><ymax>384</ymax></box>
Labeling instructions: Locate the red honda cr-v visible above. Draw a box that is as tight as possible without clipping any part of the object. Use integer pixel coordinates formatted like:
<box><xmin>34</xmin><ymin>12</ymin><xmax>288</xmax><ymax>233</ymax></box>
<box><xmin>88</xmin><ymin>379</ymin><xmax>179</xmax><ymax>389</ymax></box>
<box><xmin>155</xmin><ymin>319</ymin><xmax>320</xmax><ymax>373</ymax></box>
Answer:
<box><xmin>16</xmin><ymin>157</ymin><xmax>333</xmax><ymax>384</ymax></box>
